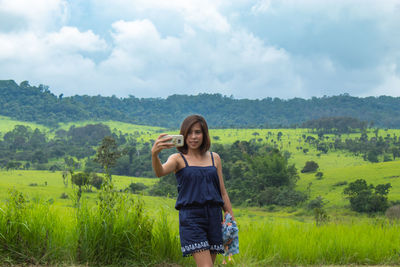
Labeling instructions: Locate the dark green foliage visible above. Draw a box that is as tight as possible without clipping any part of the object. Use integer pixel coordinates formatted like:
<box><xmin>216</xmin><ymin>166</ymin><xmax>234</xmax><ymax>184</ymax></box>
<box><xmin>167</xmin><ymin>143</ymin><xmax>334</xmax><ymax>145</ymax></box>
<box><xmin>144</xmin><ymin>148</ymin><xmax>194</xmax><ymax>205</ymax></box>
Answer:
<box><xmin>216</xmin><ymin>141</ymin><xmax>305</xmax><ymax>206</ymax></box>
<box><xmin>367</xmin><ymin>150</ymin><xmax>379</xmax><ymax>162</ymax></box>
<box><xmin>128</xmin><ymin>182</ymin><xmax>148</xmax><ymax>193</ymax></box>
<box><xmin>0</xmin><ymin>124</ymin><xmax>112</xmax><ymax>171</ymax></box>
<box><xmin>307</xmin><ymin>196</ymin><xmax>326</xmax><ymax>210</ymax></box>
<box><xmin>149</xmin><ymin>173</ymin><xmax>177</xmax><ymax>198</ymax></box>
<box><xmin>333</xmin><ymin>181</ymin><xmax>348</xmax><ymax>187</ymax></box>
<box><xmin>343</xmin><ymin>179</ymin><xmax>391</xmax><ymax>213</ymax></box>
<box><xmin>89</xmin><ymin>173</ymin><xmax>104</xmax><ymax>190</ymax></box>
<box><xmin>255</xmin><ymin>186</ymin><xmax>307</xmax><ymax>207</ymax></box>
<box><xmin>310</xmin><ymin>132</ymin><xmax>400</xmax><ymax>164</ymax></box>
<box><xmin>71</xmin><ymin>172</ymin><xmax>90</xmax><ymax>188</ymax></box>
<box><xmin>301</xmin><ymin>161</ymin><xmax>319</xmax><ymax>173</ymax></box>
<box><xmin>94</xmin><ymin>136</ymin><xmax>121</xmax><ymax>176</ymax></box>
<box><xmin>313</xmin><ymin>208</ymin><xmax>329</xmax><ymax>226</ymax></box>
<box><xmin>2</xmin><ymin>80</ymin><xmax>400</xmax><ymax>128</ymax></box>
<box><xmin>301</xmin><ymin>116</ymin><xmax>368</xmax><ymax>134</ymax></box>
<box><xmin>315</xmin><ymin>172</ymin><xmax>324</xmax><ymax>180</ymax></box>
<box><xmin>60</xmin><ymin>192</ymin><xmax>69</xmax><ymax>199</ymax></box>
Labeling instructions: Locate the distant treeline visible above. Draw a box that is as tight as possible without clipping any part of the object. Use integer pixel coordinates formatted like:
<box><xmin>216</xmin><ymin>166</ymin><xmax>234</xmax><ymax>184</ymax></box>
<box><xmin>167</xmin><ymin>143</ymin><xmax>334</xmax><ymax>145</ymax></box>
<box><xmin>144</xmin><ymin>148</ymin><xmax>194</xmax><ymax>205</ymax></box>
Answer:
<box><xmin>301</xmin><ymin>117</ymin><xmax>368</xmax><ymax>133</ymax></box>
<box><xmin>2</xmin><ymin>79</ymin><xmax>400</xmax><ymax>128</ymax></box>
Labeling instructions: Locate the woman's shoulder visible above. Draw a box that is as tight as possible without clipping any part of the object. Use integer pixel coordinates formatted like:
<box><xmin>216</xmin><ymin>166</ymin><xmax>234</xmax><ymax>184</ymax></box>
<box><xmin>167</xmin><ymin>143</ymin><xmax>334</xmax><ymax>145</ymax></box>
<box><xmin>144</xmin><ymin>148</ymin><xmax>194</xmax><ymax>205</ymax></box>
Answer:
<box><xmin>210</xmin><ymin>151</ymin><xmax>221</xmax><ymax>161</ymax></box>
<box><xmin>168</xmin><ymin>153</ymin><xmax>181</xmax><ymax>160</ymax></box>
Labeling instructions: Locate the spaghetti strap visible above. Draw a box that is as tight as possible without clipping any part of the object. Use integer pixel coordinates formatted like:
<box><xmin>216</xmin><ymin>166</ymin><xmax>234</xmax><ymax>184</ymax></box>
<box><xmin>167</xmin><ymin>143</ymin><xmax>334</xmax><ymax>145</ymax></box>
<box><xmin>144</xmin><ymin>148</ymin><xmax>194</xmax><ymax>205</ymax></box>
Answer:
<box><xmin>210</xmin><ymin>151</ymin><xmax>215</xmax><ymax>167</ymax></box>
<box><xmin>180</xmin><ymin>153</ymin><xmax>189</xmax><ymax>167</ymax></box>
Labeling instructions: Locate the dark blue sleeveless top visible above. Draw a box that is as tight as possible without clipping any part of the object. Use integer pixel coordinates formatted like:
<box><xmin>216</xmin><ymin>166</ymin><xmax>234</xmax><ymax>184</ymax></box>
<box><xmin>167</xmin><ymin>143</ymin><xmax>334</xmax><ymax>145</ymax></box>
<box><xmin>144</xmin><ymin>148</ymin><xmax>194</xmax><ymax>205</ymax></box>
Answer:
<box><xmin>175</xmin><ymin>152</ymin><xmax>224</xmax><ymax>210</ymax></box>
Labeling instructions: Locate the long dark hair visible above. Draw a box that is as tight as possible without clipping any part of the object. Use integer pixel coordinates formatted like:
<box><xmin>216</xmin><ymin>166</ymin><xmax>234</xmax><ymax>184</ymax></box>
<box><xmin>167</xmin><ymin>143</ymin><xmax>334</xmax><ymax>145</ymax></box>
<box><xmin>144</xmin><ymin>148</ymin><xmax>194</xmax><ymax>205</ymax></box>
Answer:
<box><xmin>177</xmin><ymin>115</ymin><xmax>211</xmax><ymax>154</ymax></box>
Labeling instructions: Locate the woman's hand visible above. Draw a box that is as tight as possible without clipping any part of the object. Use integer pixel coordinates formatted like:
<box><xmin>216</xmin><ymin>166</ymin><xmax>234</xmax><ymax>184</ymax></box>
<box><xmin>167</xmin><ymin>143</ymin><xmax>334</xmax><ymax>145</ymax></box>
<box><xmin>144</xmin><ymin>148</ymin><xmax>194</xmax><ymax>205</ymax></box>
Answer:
<box><xmin>151</xmin><ymin>134</ymin><xmax>175</xmax><ymax>156</ymax></box>
<box><xmin>224</xmin><ymin>210</ymin><xmax>236</xmax><ymax>222</ymax></box>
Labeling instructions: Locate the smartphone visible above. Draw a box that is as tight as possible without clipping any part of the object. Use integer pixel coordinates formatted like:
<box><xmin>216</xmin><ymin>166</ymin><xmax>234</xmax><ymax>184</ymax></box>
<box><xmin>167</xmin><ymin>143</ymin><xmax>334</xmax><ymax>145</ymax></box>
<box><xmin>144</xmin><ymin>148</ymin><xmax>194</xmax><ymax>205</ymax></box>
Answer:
<box><xmin>162</xmin><ymin>135</ymin><xmax>184</xmax><ymax>147</ymax></box>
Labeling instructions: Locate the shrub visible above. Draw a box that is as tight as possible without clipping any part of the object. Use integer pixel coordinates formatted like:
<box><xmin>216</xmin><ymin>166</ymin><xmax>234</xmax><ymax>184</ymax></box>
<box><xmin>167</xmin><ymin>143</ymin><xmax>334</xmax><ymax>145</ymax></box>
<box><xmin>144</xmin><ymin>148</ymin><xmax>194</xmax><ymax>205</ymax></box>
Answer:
<box><xmin>315</xmin><ymin>172</ymin><xmax>323</xmax><ymax>180</ymax></box>
<box><xmin>344</xmin><ymin>179</ymin><xmax>391</xmax><ymax>213</ymax></box>
<box><xmin>60</xmin><ymin>192</ymin><xmax>69</xmax><ymax>199</ymax></box>
<box><xmin>313</xmin><ymin>207</ymin><xmax>329</xmax><ymax>226</ymax></box>
<box><xmin>89</xmin><ymin>173</ymin><xmax>103</xmax><ymax>190</ymax></box>
<box><xmin>128</xmin><ymin>182</ymin><xmax>148</xmax><ymax>193</ymax></box>
<box><xmin>49</xmin><ymin>164</ymin><xmax>62</xmax><ymax>172</ymax></box>
<box><xmin>149</xmin><ymin>174</ymin><xmax>177</xmax><ymax>198</ymax></box>
<box><xmin>301</xmin><ymin>161</ymin><xmax>319</xmax><ymax>173</ymax></box>
<box><xmin>307</xmin><ymin>196</ymin><xmax>326</xmax><ymax>210</ymax></box>
<box><xmin>257</xmin><ymin>186</ymin><xmax>307</xmax><ymax>207</ymax></box>
<box><xmin>333</xmin><ymin>181</ymin><xmax>348</xmax><ymax>187</ymax></box>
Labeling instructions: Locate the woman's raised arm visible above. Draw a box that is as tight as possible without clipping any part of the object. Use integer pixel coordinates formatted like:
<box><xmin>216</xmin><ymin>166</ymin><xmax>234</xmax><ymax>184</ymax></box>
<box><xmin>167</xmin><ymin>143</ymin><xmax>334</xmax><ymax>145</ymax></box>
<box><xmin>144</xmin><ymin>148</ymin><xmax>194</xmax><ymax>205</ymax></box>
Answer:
<box><xmin>151</xmin><ymin>134</ymin><xmax>178</xmax><ymax>177</ymax></box>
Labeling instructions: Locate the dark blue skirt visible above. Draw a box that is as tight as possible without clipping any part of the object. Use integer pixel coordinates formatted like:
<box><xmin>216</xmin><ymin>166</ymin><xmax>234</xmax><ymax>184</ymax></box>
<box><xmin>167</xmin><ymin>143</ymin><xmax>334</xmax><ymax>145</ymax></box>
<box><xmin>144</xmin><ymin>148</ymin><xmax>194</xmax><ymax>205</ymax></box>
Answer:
<box><xmin>179</xmin><ymin>204</ymin><xmax>224</xmax><ymax>257</ymax></box>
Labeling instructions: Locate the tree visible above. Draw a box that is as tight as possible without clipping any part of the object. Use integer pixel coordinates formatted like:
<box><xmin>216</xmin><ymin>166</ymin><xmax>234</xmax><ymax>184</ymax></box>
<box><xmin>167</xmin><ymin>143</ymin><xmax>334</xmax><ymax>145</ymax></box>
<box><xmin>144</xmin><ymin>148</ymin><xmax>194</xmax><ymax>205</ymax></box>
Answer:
<box><xmin>343</xmin><ymin>179</ymin><xmax>391</xmax><ymax>213</ymax></box>
<box><xmin>71</xmin><ymin>172</ymin><xmax>91</xmax><ymax>202</ymax></box>
<box><xmin>94</xmin><ymin>136</ymin><xmax>122</xmax><ymax>180</ymax></box>
<box><xmin>89</xmin><ymin>173</ymin><xmax>103</xmax><ymax>190</ymax></box>
<box><xmin>301</xmin><ymin>161</ymin><xmax>319</xmax><ymax>173</ymax></box>
<box><xmin>128</xmin><ymin>182</ymin><xmax>148</xmax><ymax>194</ymax></box>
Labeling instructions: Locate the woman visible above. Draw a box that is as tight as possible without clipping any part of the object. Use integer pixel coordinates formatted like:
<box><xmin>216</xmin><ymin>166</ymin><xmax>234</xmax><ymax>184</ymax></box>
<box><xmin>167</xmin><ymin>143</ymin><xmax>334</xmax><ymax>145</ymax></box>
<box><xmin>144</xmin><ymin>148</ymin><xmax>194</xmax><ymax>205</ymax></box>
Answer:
<box><xmin>152</xmin><ymin>114</ymin><xmax>235</xmax><ymax>267</ymax></box>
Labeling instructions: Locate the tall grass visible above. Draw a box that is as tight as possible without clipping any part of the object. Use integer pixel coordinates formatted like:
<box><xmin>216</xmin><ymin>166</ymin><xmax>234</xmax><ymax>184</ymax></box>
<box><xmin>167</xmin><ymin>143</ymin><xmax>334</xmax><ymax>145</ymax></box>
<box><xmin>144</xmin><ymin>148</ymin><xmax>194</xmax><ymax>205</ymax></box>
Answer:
<box><xmin>1</xmin><ymin>187</ymin><xmax>400</xmax><ymax>266</ymax></box>
<box><xmin>76</xmin><ymin>178</ymin><xmax>153</xmax><ymax>265</ymax></box>
<box><xmin>0</xmin><ymin>189</ymin><xmax>75</xmax><ymax>264</ymax></box>
<box><xmin>238</xmin><ymin>218</ymin><xmax>400</xmax><ymax>266</ymax></box>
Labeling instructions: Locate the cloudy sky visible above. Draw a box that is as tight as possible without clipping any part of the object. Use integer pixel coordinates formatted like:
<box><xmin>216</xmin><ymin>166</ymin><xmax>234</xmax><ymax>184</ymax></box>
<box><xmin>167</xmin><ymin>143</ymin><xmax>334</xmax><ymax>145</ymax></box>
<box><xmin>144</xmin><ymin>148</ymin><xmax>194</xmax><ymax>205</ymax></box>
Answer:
<box><xmin>0</xmin><ymin>0</ymin><xmax>399</xmax><ymax>99</ymax></box>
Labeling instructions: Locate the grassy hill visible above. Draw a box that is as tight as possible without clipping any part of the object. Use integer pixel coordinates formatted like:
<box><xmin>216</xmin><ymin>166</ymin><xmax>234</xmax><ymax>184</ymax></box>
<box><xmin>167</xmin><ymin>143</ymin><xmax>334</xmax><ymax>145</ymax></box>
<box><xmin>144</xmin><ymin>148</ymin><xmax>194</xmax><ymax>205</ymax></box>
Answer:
<box><xmin>1</xmin><ymin>116</ymin><xmax>400</xmax><ymax>265</ymax></box>
<box><xmin>1</xmin><ymin>115</ymin><xmax>400</xmax><ymax>212</ymax></box>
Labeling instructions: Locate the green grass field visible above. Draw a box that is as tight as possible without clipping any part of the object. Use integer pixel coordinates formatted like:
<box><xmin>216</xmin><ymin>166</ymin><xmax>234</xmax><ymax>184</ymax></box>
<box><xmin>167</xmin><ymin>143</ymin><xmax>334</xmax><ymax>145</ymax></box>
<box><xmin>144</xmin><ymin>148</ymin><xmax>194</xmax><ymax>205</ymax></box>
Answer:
<box><xmin>0</xmin><ymin>115</ymin><xmax>48</xmax><ymax>133</ymax></box>
<box><xmin>1</xmin><ymin>115</ymin><xmax>400</xmax><ymax>211</ymax></box>
<box><xmin>2</xmin><ymin>116</ymin><xmax>400</xmax><ymax>265</ymax></box>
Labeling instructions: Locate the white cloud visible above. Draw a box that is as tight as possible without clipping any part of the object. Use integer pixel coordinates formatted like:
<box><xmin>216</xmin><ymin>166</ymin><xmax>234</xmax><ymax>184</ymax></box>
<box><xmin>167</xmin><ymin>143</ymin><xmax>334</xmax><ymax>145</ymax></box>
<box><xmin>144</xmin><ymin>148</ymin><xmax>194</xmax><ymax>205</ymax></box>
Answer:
<box><xmin>0</xmin><ymin>0</ymin><xmax>68</xmax><ymax>32</ymax></box>
<box><xmin>1</xmin><ymin>0</ymin><xmax>400</xmax><ymax>99</ymax></box>
<box><xmin>46</xmin><ymin>27</ymin><xmax>108</xmax><ymax>52</ymax></box>
<box><xmin>251</xmin><ymin>0</ymin><xmax>271</xmax><ymax>15</ymax></box>
<box><xmin>92</xmin><ymin>0</ymin><xmax>230</xmax><ymax>33</ymax></box>
<box><xmin>368</xmin><ymin>63</ymin><xmax>400</xmax><ymax>97</ymax></box>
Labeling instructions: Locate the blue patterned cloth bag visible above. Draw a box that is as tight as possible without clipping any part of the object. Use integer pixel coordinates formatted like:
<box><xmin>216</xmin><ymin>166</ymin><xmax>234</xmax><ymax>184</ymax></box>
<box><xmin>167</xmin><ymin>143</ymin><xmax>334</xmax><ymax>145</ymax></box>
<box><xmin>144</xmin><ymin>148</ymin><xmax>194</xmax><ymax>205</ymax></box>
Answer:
<box><xmin>221</xmin><ymin>213</ymin><xmax>239</xmax><ymax>263</ymax></box>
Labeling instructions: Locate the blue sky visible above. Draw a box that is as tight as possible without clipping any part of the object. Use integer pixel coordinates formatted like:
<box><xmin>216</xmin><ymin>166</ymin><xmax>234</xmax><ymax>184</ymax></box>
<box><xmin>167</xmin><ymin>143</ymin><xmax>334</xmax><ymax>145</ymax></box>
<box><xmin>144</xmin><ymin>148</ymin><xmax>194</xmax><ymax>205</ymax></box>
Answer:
<box><xmin>0</xmin><ymin>0</ymin><xmax>399</xmax><ymax>99</ymax></box>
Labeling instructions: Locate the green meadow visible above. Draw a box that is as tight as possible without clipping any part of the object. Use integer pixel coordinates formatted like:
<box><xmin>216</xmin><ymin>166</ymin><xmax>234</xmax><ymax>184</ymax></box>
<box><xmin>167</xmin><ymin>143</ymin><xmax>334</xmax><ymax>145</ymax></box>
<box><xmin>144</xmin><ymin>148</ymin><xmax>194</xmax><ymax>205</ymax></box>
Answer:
<box><xmin>1</xmin><ymin>116</ymin><xmax>400</xmax><ymax>266</ymax></box>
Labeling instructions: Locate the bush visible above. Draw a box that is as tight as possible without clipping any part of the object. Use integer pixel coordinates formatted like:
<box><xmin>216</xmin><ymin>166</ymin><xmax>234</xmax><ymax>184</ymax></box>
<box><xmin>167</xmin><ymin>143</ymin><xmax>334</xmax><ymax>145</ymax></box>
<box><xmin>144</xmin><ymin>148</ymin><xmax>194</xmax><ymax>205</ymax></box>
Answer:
<box><xmin>128</xmin><ymin>182</ymin><xmax>148</xmax><ymax>193</ymax></box>
<box><xmin>257</xmin><ymin>186</ymin><xmax>307</xmax><ymax>207</ymax></box>
<box><xmin>60</xmin><ymin>192</ymin><xmax>69</xmax><ymax>199</ymax></box>
<box><xmin>315</xmin><ymin>172</ymin><xmax>323</xmax><ymax>180</ymax></box>
<box><xmin>344</xmin><ymin>179</ymin><xmax>391</xmax><ymax>213</ymax></box>
<box><xmin>313</xmin><ymin>207</ymin><xmax>329</xmax><ymax>226</ymax></box>
<box><xmin>89</xmin><ymin>173</ymin><xmax>103</xmax><ymax>190</ymax></box>
<box><xmin>333</xmin><ymin>181</ymin><xmax>348</xmax><ymax>187</ymax></box>
<box><xmin>49</xmin><ymin>164</ymin><xmax>62</xmax><ymax>172</ymax></box>
<box><xmin>307</xmin><ymin>196</ymin><xmax>326</xmax><ymax>210</ymax></box>
<box><xmin>301</xmin><ymin>161</ymin><xmax>319</xmax><ymax>173</ymax></box>
<box><xmin>149</xmin><ymin>174</ymin><xmax>177</xmax><ymax>198</ymax></box>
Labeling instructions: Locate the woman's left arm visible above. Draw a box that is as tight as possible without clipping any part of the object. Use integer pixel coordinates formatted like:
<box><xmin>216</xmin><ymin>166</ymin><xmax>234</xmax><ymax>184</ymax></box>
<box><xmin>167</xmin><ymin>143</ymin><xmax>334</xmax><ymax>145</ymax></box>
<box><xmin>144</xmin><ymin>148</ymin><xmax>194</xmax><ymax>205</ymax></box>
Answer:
<box><xmin>214</xmin><ymin>152</ymin><xmax>235</xmax><ymax>220</ymax></box>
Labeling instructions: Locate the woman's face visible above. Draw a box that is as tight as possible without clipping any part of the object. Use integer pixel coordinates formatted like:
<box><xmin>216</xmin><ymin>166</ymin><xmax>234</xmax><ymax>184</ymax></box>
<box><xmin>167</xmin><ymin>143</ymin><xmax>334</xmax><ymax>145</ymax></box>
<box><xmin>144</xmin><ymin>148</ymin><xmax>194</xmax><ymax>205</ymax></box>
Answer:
<box><xmin>186</xmin><ymin>122</ymin><xmax>203</xmax><ymax>151</ymax></box>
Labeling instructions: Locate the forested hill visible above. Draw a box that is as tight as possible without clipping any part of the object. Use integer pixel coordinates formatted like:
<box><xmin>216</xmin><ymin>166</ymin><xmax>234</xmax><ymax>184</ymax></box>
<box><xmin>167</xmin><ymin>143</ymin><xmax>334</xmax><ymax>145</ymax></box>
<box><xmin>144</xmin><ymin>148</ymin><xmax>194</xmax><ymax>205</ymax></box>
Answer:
<box><xmin>1</xmin><ymin>79</ymin><xmax>400</xmax><ymax>128</ymax></box>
